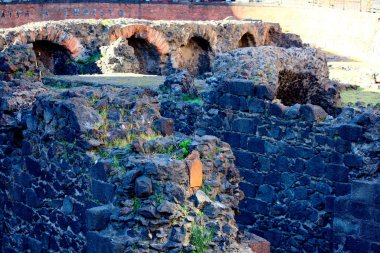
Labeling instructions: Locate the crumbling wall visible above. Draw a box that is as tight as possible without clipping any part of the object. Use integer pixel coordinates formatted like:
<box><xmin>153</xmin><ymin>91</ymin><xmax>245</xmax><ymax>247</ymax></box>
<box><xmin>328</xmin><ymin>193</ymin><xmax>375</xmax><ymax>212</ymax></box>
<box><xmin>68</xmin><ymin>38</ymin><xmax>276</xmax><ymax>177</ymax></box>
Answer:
<box><xmin>212</xmin><ymin>46</ymin><xmax>339</xmax><ymax>114</ymax></box>
<box><xmin>0</xmin><ymin>78</ymin><xmax>268</xmax><ymax>252</ymax></box>
<box><xmin>196</xmin><ymin>77</ymin><xmax>380</xmax><ymax>252</ymax></box>
<box><xmin>0</xmin><ymin>19</ymin><xmax>303</xmax><ymax>77</ymax></box>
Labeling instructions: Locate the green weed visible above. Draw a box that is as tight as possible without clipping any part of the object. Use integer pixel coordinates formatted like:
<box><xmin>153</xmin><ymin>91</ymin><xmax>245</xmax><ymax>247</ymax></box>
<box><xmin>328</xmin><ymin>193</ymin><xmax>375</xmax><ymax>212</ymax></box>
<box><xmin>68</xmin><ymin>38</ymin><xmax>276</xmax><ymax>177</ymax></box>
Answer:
<box><xmin>26</xmin><ymin>70</ymin><xmax>34</xmax><ymax>77</ymax></box>
<box><xmin>76</xmin><ymin>53</ymin><xmax>102</xmax><ymax>65</ymax></box>
<box><xmin>133</xmin><ymin>197</ymin><xmax>142</xmax><ymax>215</ymax></box>
<box><xmin>190</xmin><ymin>223</ymin><xmax>214</xmax><ymax>253</ymax></box>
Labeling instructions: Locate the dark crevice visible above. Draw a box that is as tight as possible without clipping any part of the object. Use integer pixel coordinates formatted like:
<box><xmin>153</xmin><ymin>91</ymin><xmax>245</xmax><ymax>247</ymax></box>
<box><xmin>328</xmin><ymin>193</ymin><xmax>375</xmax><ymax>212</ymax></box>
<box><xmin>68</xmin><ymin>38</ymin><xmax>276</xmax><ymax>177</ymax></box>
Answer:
<box><xmin>178</xmin><ymin>36</ymin><xmax>212</xmax><ymax>77</ymax></box>
<box><xmin>127</xmin><ymin>36</ymin><xmax>161</xmax><ymax>75</ymax></box>
<box><xmin>238</xmin><ymin>33</ymin><xmax>256</xmax><ymax>48</ymax></box>
<box><xmin>33</xmin><ymin>40</ymin><xmax>78</xmax><ymax>75</ymax></box>
<box><xmin>276</xmin><ymin>70</ymin><xmax>318</xmax><ymax>105</ymax></box>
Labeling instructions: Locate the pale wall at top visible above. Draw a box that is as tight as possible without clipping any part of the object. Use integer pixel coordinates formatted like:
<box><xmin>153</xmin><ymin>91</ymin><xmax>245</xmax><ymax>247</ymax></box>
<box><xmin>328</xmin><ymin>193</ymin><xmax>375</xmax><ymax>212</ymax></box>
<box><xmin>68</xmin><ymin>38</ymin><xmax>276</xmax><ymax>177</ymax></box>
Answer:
<box><xmin>231</xmin><ymin>5</ymin><xmax>380</xmax><ymax>62</ymax></box>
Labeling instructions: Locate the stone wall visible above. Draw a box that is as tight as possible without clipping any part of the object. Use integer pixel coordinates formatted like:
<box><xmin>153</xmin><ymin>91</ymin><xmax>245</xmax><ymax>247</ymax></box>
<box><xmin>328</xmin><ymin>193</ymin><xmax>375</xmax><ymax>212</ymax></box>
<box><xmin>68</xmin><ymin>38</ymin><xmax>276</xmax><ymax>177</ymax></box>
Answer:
<box><xmin>334</xmin><ymin>179</ymin><xmax>380</xmax><ymax>252</ymax></box>
<box><xmin>196</xmin><ymin>78</ymin><xmax>380</xmax><ymax>252</ymax></box>
<box><xmin>0</xmin><ymin>76</ymin><xmax>271</xmax><ymax>252</ymax></box>
<box><xmin>0</xmin><ymin>19</ymin><xmax>302</xmax><ymax>77</ymax></box>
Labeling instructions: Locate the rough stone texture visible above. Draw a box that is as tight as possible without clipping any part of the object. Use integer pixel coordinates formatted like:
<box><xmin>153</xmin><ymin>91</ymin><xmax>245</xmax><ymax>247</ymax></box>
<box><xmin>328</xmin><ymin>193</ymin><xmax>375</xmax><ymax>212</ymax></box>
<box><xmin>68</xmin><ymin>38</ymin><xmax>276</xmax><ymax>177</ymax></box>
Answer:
<box><xmin>197</xmin><ymin>77</ymin><xmax>380</xmax><ymax>252</ymax></box>
<box><xmin>248</xmin><ymin>234</ymin><xmax>271</xmax><ymax>253</ymax></box>
<box><xmin>161</xmin><ymin>70</ymin><xmax>198</xmax><ymax>97</ymax></box>
<box><xmin>212</xmin><ymin>47</ymin><xmax>339</xmax><ymax>114</ymax></box>
<box><xmin>98</xmin><ymin>37</ymin><xmax>141</xmax><ymax>74</ymax></box>
<box><xmin>87</xmin><ymin>135</ymin><xmax>253</xmax><ymax>253</ymax></box>
<box><xmin>0</xmin><ymin>44</ymin><xmax>45</xmax><ymax>81</ymax></box>
<box><xmin>0</xmin><ymin>19</ymin><xmax>302</xmax><ymax>77</ymax></box>
<box><xmin>0</xmin><ymin>82</ymin><xmax>164</xmax><ymax>252</ymax></box>
<box><xmin>0</xmin><ymin>74</ymin><xmax>267</xmax><ymax>252</ymax></box>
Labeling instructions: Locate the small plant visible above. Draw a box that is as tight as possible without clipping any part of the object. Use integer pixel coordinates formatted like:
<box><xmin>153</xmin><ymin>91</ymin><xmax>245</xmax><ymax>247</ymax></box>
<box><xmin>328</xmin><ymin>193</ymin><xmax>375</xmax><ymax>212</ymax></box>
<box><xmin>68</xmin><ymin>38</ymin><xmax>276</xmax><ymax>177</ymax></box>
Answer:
<box><xmin>119</xmin><ymin>108</ymin><xmax>126</xmax><ymax>121</ymax></box>
<box><xmin>131</xmin><ymin>243</ymin><xmax>138</xmax><ymax>250</ymax></box>
<box><xmin>196</xmin><ymin>210</ymin><xmax>204</xmax><ymax>218</ymax></box>
<box><xmin>26</xmin><ymin>70</ymin><xmax>34</xmax><ymax>77</ymax></box>
<box><xmin>161</xmin><ymin>85</ymin><xmax>169</xmax><ymax>93</ymax></box>
<box><xmin>154</xmin><ymin>192</ymin><xmax>164</xmax><ymax>206</ymax></box>
<box><xmin>250</xmin><ymin>76</ymin><xmax>259</xmax><ymax>83</ymax></box>
<box><xmin>200</xmin><ymin>183</ymin><xmax>212</xmax><ymax>197</ymax></box>
<box><xmin>76</xmin><ymin>53</ymin><xmax>102</xmax><ymax>65</ymax></box>
<box><xmin>100</xmin><ymin>19</ymin><xmax>114</xmax><ymax>26</ymax></box>
<box><xmin>97</xmin><ymin>149</ymin><xmax>111</xmax><ymax>159</ymax></box>
<box><xmin>100</xmin><ymin>108</ymin><xmax>108</xmax><ymax>120</ymax></box>
<box><xmin>132</xmin><ymin>197</ymin><xmax>142</xmax><ymax>215</ymax></box>
<box><xmin>181</xmin><ymin>205</ymin><xmax>189</xmax><ymax>219</ymax></box>
<box><xmin>154</xmin><ymin>144</ymin><xmax>177</xmax><ymax>155</ymax></box>
<box><xmin>90</xmin><ymin>95</ymin><xmax>98</xmax><ymax>106</ymax></box>
<box><xmin>112</xmin><ymin>156</ymin><xmax>120</xmax><ymax>168</ymax></box>
<box><xmin>179</xmin><ymin>139</ymin><xmax>192</xmax><ymax>159</ymax></box>
<box><xmin>190</xmin><ymin>223</ymin><xmax>214</xmax><ymax>253</ymax></box>
<box><xmin>106</xmin><ymin>138</ymin><xmax>131</xmax><ymax>148</ymax></box>
<box><xmin>183</xmin><ymin>94</ymin><xmax>203</xmax><ymax>105</ymax></box>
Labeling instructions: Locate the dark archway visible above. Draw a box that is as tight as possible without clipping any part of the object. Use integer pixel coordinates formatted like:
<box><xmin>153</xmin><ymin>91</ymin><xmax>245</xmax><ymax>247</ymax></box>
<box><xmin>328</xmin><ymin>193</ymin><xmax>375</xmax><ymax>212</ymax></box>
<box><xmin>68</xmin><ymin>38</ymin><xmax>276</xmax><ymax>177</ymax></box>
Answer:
<box><xmin>127</xmin><ymin>36</ymin><xmax>161</xmax><ymax>75</ymax></box>
<box><xmin>177</xmin><ymin>36</ymin><xmax>212</xmax><ymax>77</ymax></box>
<box><xmin>238</xmin><ymin>33</ymin><xmax>256</xmax><ymax>48</ymax></box>
<box><xmin>32</xmin><ymin>40</ymin><xmax>78</xmax><ymax>75</ymax></box>
<box><xmin>264</xmin><ymin>27</ymin><xmax>281</xmax><ymax>46</ymax></box>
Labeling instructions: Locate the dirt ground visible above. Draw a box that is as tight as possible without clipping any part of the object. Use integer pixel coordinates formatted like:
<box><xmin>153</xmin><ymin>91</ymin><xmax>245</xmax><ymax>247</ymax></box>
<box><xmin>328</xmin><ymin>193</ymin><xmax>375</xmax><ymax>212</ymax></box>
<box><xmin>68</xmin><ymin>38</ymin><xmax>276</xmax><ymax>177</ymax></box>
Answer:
<box><xmin>44</xmin><ymin>73</ymin><xmax>206</xmax><ymax>88</ymax></box>
<box><xmin>324</xmin><ymin>51</ymin><xmax>380</xmax><ymax>106</ymax></box>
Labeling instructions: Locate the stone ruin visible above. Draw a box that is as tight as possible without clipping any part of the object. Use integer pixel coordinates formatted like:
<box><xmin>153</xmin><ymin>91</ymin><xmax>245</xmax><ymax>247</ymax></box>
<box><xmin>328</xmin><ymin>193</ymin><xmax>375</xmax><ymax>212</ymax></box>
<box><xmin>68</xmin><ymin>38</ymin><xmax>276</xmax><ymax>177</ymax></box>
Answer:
<box><xmin>0</xmin><ymin>18</ymin><xmax>379</xmax><ymax>253</ymax></box>
<box><xmin>0</xmin><ymin>19</ymin><xmax>302</xmax><ymax>79</ymax></box>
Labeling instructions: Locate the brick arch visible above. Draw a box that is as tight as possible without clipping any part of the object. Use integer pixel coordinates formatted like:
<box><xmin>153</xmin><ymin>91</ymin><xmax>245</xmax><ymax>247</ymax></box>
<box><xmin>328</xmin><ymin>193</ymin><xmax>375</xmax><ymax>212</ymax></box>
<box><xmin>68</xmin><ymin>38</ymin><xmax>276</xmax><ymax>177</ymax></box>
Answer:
<box><xmin>13</xmin><ymin>27</ymin><xmax>82</xmax><ymax>58</ymax></box>
<box><xmin>187</xmin><ymin>25</ymin><xmax>218</xmax><ymax>51</ymax></box>
<box><xmin>110</xmin><ymin>24</ymin><xmax>169</xmax><ymax>55</ymax></box>
<box><xmin>237</xmin><ymin>28</ymin><xmax>258</xmax><ymax>48</ymax></box>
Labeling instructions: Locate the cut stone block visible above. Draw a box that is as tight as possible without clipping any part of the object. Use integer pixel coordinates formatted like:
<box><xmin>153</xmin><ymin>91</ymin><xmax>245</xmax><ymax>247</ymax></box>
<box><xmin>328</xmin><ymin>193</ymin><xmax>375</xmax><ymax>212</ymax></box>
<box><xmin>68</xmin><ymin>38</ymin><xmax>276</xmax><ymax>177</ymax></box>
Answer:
<box><xmin>187</xmin><ymin>150</ymin><xmax>203</xmax><ymax>189</ymax></box>
<box><xmin>249</xmin><ymin>234</ymin><xmax>271</xmax><ymax>253</ymax></box>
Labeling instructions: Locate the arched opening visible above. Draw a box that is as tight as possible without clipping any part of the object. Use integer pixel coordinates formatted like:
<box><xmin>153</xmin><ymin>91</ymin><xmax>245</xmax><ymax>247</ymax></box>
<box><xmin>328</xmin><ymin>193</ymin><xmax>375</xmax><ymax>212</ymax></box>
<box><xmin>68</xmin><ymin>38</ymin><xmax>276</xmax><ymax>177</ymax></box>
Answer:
<box><xmin>264</xmin><ymin>27</ymin><xmax>281</xmax><ymax>46</ymax></box>
<box><xmin>32</xmin><ymin>40</ymin><xmax>78</xmax><ymax>75</ymax></box>
<box><xmin>238</xmin><ymin>33</ymin><xmax>256</xmax><ymax>48</ymax></box>
<box><xmin>127</xmin><ymin>36</ymin><xmax>161</xmax><ymax>75</ymax></box>
<box><xmin>177</xmin><ymin>37</ymin><xmax>212</xmax><ymax>77</ymax></box>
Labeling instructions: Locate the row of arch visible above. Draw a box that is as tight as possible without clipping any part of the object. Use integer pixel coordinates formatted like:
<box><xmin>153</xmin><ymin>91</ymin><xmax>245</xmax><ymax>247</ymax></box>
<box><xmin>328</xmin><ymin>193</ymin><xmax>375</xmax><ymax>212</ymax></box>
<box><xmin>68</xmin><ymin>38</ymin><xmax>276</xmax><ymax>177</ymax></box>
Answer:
<box><xmin>12</xmin><ymin>24</ymin><xmax>279</xmax><ymax>76</ymax></box>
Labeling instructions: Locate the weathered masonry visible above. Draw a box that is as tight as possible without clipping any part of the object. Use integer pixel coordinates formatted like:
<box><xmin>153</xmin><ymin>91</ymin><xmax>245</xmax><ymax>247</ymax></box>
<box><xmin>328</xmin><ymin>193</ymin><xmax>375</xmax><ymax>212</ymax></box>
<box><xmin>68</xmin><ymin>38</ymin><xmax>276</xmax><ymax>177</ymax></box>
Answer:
<box><xmin>0</xmin><ymin>19</ymin><xmax>302</xmax><ymax>79</ymax></box>
<box><xmin>196</xmin><ymin>47</ymin><xmax>380</xmax><ymax>252</ymax></box>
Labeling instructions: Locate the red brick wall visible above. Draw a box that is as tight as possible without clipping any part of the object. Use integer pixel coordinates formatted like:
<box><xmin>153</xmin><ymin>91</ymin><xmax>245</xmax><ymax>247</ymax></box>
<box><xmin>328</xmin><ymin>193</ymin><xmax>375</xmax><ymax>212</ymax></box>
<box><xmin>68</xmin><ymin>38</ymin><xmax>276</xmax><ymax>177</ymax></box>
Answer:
<box><xmin>0</xmin><ymin>3</ymin><xmax>236</xmax><ymax>28</ymax></box>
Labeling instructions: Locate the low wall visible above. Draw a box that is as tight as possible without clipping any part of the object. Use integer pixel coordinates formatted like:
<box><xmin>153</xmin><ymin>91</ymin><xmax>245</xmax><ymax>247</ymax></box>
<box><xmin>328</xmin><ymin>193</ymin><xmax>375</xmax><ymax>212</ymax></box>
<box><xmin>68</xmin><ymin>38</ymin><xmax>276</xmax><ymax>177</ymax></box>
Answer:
<box><xmin>197</xmin><ymin>79</ymin><xmax>380</xmax><ymax>252</ymax></box>
<box><xmin>0</xmin><ymin>3</ymin><xmax>379</xmax><ymax>61</ymax></box>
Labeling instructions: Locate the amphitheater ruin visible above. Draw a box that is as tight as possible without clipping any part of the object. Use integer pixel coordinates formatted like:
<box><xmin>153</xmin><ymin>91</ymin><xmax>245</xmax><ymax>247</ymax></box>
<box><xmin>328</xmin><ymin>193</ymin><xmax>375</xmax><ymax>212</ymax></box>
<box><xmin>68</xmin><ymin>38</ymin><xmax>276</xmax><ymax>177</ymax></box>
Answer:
<box><xmin>0</xmin><ymin>3</ymin><xmax>379</xmax><ymax>253</ymax></box>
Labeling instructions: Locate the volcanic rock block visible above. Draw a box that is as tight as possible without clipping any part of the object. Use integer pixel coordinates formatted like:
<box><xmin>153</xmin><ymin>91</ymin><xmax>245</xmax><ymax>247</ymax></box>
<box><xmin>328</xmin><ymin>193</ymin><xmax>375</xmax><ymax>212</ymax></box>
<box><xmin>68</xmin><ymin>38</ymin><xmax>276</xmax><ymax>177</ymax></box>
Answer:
<box><xmin>300</xmin><ymin>104</ymin><xmax>328</xmax><ymax>121</ymax></box>
<box><xmin>226</xmin><ymin>79</ymin><xmax>255</xmax><ymax>97</ymax></box>
<box><xmin>338</xmin><ymin>124</ymin><xmax>363</xmax><ymax>141</ymax></box>
<box><xmin>157</xmin><ymin>200</ymin><xmax>176</xmax><ymax>214</ymax></box>
<box><xmin>135</xmin><ymin>176</ymin><xmax>153</xmax><ymax>198</ymax></box>
<box><xmin>153</xmin><ymin>117</ymin><xmax>174</xmax><ymax>136</ymax></box>
<box><xmin>248</xmin><ymin>235</ymin><xmax>271</xmax><ymax>253</ymax></box>
<box><xmin>86</xmin><ymin>205</ymin><xmax>114</xmax><ymax>231</ymax></box>
<box><xmin>91</xmin><ymin>180</ymin><xmax>115</xmax><ymax>203</ymax></box>
<box><xmin>284</xmin><ymin>104</ymin><xmax>301</xmax><ymax>119</ymax></box>
<box><xmin>90</xmin><ymin>161</ymin><xmax>113</xmax><ymax>181</ymax></box>
<box><xmin>86</xmin><ymin>232</ymin><xmax>125</xmax><ymax>253</ymax></box>
<box><xmin>162</xmin><ymin>70</ymin><xmax>198</xmax><ymax>96</ymax></box>
<box><xmin>193</xmin><ymin>190</ymin><xmax>212</xmax><ymax>209</ymax></box>
<box><xmin>268</xmin><ymin>102</ymin><xmax>288</xmax><ymax>118</ymax></box>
